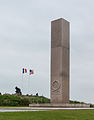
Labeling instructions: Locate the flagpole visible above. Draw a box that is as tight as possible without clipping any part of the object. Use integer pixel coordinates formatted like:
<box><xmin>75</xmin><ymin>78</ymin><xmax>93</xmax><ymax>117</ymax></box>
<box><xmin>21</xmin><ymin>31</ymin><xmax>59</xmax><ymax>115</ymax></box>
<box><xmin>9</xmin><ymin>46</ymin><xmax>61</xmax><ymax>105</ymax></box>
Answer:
<box><xmin>22</xmin><ymin>68</ymin><xmax>24</xmax><ymax>95</ymax></box>
<box><xmin>22</xmin><ymin>73</ymin><xmax>23</xmax><ymax>94</ymax></box>
<box><xmin>28</xmin><ymin>74</ymin><xmax>30</xmax><ymax>95</ymax></box>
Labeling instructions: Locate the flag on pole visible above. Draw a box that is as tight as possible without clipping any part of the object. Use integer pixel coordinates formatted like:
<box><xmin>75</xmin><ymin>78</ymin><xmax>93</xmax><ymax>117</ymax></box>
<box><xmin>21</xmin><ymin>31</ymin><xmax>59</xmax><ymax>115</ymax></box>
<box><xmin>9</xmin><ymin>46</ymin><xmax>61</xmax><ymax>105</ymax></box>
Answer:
<box><xmin>29</xmin><ymin>69</ymin><xmax>34</xmax><ymax>75</ymax></box>
<box><xmin>22</xmin><ymin>68</ymin><xmax>27</xmax><ymax>74</ymax></box>
<box><xmin>25</xmin><ymin>69</ymin><xmax>27</xmax><ymax>73</ymax></box>
<box><xmin>22</xmin><ymin>68</ymin><xmax>24</xmax><ymax>74</ymax></box>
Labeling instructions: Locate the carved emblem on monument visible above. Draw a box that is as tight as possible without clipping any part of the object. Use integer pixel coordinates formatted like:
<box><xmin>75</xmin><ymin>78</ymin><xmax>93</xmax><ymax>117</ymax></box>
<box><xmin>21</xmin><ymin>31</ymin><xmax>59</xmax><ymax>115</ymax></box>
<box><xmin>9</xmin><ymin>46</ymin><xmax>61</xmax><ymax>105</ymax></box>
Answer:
<box><xmin>52</xmin><ymin>80</ymin><xmax>61</xmax><ymax>92</ymax></box>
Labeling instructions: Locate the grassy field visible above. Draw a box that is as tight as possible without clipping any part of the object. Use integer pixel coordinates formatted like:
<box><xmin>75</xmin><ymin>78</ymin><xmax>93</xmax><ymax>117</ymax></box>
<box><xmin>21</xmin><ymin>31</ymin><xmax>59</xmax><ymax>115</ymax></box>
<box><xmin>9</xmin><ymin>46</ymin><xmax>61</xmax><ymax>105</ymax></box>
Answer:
<box><xmin>0</xmin><ymin>110</ymin><xmax>94</xmax><ymax>120</ymax></box>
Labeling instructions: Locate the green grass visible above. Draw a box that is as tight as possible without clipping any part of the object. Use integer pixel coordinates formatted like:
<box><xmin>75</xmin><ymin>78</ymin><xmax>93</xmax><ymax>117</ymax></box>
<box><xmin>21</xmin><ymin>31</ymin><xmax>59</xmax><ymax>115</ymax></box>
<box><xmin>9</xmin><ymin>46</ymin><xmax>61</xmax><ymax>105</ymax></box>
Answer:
<box><xmin>0</xmin><ymin>110</ymin><xmax>94</xmax><ymax>120</ymax></box>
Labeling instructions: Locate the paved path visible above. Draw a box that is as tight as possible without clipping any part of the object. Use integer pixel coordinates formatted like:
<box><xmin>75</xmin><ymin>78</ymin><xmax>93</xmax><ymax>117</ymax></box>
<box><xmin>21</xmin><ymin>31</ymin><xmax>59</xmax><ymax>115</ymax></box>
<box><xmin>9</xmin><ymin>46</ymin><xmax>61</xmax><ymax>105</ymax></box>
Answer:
<box><xmin>0</xmin><ymin>107</ymin><xmax>37</xmax><ymax>112</ymax></box>
<box><xmin>0</xmin><ymin>107</ymin><xmax>94</xmax><ymax>112</ymax></box>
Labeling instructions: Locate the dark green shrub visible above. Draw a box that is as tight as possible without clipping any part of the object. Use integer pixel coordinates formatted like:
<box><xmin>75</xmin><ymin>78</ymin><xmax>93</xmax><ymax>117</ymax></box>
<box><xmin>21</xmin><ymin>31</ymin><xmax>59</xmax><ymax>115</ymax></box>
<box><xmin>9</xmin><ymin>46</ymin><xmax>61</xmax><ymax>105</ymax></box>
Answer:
<box><xmin>0</xmin><ymin>95</ymin><xmax>30</xmax><ymax>106</ymax></box>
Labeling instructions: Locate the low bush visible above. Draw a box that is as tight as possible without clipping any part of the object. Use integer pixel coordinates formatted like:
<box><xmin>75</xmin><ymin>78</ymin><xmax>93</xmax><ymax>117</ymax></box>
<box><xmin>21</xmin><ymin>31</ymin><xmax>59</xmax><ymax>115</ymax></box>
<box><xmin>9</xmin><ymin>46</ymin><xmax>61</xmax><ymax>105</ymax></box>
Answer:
<box><xmin>0</xmin><ymin>95</ymin><xmax>50</xmax><ymax>106</ymax></box>
<box><xmin>0</xmin><ymin>95</ymin><xmax>30</xmax><ymax>106</ymax></box>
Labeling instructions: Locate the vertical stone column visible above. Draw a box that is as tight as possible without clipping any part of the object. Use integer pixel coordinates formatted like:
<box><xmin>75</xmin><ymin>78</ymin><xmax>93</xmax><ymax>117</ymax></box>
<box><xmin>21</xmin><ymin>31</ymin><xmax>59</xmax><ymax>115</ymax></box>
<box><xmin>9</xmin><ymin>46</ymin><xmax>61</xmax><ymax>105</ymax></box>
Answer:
<box><xmin>51</xmin><ymin>18</ymin><xmax>70</xmax><ymax>104</ymax></box>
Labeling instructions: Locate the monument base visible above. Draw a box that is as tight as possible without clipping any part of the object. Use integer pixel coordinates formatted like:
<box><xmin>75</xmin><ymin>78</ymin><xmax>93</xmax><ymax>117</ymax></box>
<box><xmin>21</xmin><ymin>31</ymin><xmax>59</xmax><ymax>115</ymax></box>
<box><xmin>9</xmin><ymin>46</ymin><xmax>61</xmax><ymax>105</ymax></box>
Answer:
<box><xmin>29</xmin><ymin>103</ymin><xmax>90</xmax><ymax>109</ymax></box>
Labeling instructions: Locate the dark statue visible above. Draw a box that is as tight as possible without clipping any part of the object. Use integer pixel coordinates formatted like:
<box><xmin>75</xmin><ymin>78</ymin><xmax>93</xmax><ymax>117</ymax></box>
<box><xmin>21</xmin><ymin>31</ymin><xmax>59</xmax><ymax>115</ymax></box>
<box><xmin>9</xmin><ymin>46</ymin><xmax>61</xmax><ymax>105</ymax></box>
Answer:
<box><xmin>36</xmin><ymin>93</ymin><xmax>38</xmax><ymax>96</ymax></box>
<box><xmin>15</xmin><ymin>86</ymin><xmax>22</xmax><ymax>95</ymax></box>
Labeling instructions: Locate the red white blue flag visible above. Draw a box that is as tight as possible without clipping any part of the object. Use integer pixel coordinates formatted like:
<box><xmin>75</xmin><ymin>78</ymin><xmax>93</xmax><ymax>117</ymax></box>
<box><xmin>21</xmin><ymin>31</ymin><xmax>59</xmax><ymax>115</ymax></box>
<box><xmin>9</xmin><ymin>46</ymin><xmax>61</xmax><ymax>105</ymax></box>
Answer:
<box><xmin>29</xmin><ymin>69</ymin><xmax>34</xmax><ymax>75</ymax></box>
<box><xmin>22</xmin><ymin>68</ymin><xmax>27</xmax><ymax>74</ymax></box>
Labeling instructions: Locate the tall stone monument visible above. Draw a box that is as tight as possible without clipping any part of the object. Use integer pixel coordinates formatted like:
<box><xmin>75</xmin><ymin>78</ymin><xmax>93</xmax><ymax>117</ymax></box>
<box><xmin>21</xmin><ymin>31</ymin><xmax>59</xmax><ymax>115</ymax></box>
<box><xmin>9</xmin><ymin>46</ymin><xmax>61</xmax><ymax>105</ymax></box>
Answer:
<box><xmin>29</xmin><ymin>18</ymin><xmax>90</xmax><ymax>108</ymax></box>
<box><xmin>51</xmin><ymin>18</ymin><xmax>69</xmax><ymax>104</ymax></box>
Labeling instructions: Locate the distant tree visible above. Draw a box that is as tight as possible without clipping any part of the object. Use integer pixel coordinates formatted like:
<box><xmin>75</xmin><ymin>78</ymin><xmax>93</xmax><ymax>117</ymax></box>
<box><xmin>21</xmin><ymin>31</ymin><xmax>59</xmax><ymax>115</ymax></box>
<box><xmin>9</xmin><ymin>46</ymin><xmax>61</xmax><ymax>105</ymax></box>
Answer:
<box><xmin>36</xmin><ymin>93</ymin><xmax>38</xmax><ymax>96</ymax></box>
<box><xmin>26</xmin><ymin>94</ymin><xmax>29</xmax><ymax>96</ymax></box>
<box><xmin>0</xmin><ymin>92</ymin><xmax>1</xmax><ymax>95</ymax></box>
<box><xmin>15</xmin><ymin>86</ymin><xmax>22</xmax><ymax>95</ymax></box>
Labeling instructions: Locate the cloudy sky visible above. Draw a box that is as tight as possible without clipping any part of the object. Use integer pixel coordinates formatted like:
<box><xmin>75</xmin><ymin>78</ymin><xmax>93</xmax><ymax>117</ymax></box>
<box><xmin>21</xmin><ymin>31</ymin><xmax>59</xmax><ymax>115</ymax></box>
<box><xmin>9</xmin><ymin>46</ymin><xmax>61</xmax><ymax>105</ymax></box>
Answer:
<box><xmin>0</xmin><ymin>0</ymin><xmax>94</xmax><ymax>103</ymax></box>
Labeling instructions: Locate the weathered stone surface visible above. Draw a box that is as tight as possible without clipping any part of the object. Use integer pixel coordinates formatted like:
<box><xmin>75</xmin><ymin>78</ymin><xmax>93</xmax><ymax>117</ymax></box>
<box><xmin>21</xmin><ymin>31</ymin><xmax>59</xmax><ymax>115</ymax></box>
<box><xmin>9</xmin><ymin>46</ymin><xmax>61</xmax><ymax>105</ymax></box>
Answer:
<box><xmin>29</xmin><ymin>104</ymin><xmax>90</xmax><ymax>108</ymax></box>
<box><xmin>51</xmin><ymin>18</ymin><xmax>70</xmax><ymax>104</ymax></box>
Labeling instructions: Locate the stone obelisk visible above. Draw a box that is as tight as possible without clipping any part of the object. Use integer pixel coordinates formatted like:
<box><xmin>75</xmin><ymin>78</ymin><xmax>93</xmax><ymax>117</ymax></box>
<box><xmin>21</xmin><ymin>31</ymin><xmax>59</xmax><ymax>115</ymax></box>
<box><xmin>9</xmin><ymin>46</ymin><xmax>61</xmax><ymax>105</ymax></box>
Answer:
<box><xmin>29</xmin><ymin>18</ymin><xmax>90</xmax><ymax>108</ymax></box>
<box><xmin>51</xmin><ymin>18</ymin><xmax>70</xmax><ymax>104</ymax></box>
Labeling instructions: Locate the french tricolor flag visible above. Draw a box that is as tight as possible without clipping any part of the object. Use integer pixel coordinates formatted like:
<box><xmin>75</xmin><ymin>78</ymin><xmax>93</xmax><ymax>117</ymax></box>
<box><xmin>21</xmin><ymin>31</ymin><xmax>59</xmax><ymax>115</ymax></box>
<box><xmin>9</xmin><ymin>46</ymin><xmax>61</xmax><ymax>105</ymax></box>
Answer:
<box><xmin>29</xmin><ymin>69</ymin><xmax>34</xmax><ymax>75</ymax></box>
<box><xmin>22</xmin><ymin>68</ymin><xmax>27</xmax><ymax>74</ymax></box>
